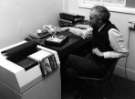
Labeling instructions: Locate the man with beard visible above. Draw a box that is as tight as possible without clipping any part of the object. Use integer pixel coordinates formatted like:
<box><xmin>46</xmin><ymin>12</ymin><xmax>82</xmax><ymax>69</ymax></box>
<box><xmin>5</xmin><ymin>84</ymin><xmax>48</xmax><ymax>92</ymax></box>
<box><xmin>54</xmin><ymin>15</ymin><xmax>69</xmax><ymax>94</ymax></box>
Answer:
<box><xmin>63</xmin><ymin>5</ymin><xmax>128</xmax><ymax>81</ymax></box>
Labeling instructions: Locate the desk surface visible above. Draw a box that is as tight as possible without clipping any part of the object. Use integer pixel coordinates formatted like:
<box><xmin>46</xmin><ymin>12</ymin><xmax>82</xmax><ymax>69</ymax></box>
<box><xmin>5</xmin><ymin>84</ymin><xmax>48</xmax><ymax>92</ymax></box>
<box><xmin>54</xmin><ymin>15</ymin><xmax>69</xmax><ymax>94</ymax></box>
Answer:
<box><xmin>26</xmin><ymin>31</ymin><xmax>92</xmax><ymax>62</ymax></box>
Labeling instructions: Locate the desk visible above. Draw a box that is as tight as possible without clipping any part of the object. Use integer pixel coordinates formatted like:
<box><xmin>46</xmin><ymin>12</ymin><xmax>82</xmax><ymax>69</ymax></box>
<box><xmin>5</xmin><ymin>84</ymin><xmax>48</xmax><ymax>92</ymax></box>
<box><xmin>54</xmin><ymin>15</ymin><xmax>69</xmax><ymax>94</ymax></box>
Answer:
<box><xmin>26</xmin><ymin>31</ymin><xmax>92</xmax><ymax>63</ymax></box>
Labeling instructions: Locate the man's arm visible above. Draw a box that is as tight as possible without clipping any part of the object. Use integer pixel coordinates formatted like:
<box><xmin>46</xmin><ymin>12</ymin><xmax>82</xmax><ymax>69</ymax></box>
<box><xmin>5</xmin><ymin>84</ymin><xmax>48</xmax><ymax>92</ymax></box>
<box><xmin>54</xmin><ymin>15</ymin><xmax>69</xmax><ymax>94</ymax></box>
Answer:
<box><xmin>60</xmin><ymin>25</ymin><xmax>93</xmax><ymax>39</ymax></box>
<box><xmin>103</xmin><ymin>28</ymin><xmax>128</xmax><ymax>59</ymax></box>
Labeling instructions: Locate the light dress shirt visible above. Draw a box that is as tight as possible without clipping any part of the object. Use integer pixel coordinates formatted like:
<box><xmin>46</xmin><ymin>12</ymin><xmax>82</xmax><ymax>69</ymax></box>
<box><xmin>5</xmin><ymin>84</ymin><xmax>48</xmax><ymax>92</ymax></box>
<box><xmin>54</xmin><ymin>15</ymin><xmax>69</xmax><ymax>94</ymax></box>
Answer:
<box><xmin>98</xmin><ymin>25</ymin><xmax>129</xmax><ymax>59</ymax></box>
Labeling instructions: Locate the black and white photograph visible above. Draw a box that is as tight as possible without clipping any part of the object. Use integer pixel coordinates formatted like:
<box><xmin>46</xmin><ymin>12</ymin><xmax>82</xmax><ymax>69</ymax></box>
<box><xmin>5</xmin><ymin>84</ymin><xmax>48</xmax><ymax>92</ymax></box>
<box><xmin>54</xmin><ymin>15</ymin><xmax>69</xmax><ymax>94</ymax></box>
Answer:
<box><xmin>0</xmin><ymin>0</ymin><xmax>135</xmax><ymax>99</ymax></box>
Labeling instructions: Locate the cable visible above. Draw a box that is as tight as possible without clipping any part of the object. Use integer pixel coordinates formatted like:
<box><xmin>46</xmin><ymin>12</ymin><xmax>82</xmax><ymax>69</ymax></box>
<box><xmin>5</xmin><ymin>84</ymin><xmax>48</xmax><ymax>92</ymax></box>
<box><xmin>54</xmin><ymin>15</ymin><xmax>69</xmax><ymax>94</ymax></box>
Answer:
<box><xmin>124</xmin><ymin>56</ymin><xmax>128</xmax><ymax>79</ymax></box>
<box><xmin>124</xmin><ymin>28</ymin><xmax>131</xmax><ymax>79</ymax></box>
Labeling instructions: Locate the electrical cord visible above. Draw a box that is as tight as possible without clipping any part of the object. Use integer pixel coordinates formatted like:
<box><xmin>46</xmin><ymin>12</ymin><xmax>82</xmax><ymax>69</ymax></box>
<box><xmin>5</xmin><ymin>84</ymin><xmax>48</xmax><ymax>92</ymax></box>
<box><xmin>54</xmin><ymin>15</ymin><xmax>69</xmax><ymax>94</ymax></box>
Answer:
<box><xmin>124</xmin><ymin>55</ymin><xmax>128</xmax><ymax>79</ymax></box>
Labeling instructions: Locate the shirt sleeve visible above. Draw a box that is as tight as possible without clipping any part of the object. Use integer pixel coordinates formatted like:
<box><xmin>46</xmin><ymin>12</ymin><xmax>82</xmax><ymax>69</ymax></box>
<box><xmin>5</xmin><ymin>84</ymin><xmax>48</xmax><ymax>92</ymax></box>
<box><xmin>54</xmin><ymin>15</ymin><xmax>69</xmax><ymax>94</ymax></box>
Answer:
<box><xmin>103</xmin><ymin>28</ymin><xmax>128</xmax><ymax>58</ymax></box>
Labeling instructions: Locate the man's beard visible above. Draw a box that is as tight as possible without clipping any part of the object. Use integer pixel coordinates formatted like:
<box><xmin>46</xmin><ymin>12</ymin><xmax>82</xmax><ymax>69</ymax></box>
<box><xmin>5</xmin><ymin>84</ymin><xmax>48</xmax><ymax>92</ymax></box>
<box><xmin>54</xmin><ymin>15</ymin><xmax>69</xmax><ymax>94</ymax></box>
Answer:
<box><xmin>90</xmin><ymin>23</ymin><xmax>99</xmax><ymax>30</ymax></box>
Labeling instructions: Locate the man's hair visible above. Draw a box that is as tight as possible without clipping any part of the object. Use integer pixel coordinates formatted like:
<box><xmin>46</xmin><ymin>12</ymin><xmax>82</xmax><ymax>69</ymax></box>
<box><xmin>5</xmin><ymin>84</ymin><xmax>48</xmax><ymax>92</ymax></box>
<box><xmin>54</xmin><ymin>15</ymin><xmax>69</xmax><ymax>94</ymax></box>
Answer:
<box><xmin>92</xmin><ymin>5</ymin><xmax>110</xmax><ymax>22</ymax></box>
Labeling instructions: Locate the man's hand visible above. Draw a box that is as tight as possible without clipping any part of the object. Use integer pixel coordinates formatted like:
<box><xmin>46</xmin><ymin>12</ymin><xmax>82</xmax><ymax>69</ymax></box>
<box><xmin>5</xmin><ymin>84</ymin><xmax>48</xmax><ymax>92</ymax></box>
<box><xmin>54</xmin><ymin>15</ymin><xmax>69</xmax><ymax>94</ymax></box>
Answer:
<box><xmin>75</xmin><ymin>25</ymin><xmax>93</xmax><ymax>39</ymax></box>
<box><xmin>81</xmin><ymin>28</ymin><xmax>92</xmax><ymax>39</ymax></box>
<box><xmin>92</xmin><ymin>48</ymin><xmax>104</xmax><ymax>57</ymax></box>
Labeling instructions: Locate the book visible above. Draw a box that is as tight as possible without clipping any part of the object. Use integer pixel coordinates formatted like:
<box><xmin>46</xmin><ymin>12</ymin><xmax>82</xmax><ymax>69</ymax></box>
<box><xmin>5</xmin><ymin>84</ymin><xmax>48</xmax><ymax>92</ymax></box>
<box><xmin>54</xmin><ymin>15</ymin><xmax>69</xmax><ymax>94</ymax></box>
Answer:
<box><xmin>48</xmin><ymin>55</ymin><xmax>58</xmax><ymax>70</ymax></box>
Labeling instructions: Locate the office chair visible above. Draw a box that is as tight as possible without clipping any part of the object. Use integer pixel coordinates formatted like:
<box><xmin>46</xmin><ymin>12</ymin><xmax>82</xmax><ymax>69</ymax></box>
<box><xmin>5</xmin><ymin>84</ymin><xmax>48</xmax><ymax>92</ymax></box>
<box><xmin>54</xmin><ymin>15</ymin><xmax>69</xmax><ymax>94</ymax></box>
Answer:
<box><xmin>75</xmin><ymin>60</ymin><xmax>118</xmax><ymax>99</ymax></box>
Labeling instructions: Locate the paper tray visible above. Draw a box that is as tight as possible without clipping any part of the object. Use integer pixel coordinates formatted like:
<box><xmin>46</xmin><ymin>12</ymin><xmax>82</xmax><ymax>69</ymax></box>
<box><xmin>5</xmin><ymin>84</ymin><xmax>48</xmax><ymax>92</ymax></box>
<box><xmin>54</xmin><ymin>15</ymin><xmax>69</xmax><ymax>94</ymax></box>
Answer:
<box><xmin>45</xmin><ymin>35</ymin><xmax>69</xmax><ymax>46</ymax></box>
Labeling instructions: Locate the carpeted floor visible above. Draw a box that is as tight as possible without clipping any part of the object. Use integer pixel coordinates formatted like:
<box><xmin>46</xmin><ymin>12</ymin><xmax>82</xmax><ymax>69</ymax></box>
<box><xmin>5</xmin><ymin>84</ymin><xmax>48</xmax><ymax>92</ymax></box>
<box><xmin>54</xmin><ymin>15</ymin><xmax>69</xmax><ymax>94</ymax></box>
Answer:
<box><xmin>62</xmin><ymin>75</ymin><xmax>135</xmax><ymax>99</ymax></box>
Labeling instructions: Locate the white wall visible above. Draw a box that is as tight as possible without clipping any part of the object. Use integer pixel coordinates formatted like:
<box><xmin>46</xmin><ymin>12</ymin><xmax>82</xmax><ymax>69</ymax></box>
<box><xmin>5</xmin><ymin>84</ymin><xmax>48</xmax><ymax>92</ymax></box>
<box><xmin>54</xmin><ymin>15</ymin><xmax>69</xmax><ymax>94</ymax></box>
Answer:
<box><xmin>0</xmin><ymin>0</ymin><xmax>63</xmax><ymax>48</ymax></box>
<box><xmin>63</xmin><ymin>0</ymin><xmax>135</xmax><ymax>81</ymax></box>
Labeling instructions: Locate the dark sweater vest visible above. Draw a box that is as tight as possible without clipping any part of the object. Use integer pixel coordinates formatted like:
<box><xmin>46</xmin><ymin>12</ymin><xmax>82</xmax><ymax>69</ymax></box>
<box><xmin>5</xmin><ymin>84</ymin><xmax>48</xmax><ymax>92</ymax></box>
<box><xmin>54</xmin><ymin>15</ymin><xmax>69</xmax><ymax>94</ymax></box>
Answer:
<box><xmin>91</xmin><ymin>21</ymin><xmax>118</xmax><ymax>68</ymax></box>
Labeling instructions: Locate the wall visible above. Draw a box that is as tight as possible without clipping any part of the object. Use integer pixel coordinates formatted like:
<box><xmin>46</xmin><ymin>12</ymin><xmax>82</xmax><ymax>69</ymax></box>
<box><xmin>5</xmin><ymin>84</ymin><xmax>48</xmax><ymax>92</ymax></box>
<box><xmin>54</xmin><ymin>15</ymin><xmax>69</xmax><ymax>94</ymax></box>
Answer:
<box><xmin>0</xmin><ymin>0</ymin><xmax>63</xmax><ymax>48</ymax></box>
<box><xmin>63</xmin><ymin>0</ymin><xmax>135</xmax><ymax>81</ymax></box>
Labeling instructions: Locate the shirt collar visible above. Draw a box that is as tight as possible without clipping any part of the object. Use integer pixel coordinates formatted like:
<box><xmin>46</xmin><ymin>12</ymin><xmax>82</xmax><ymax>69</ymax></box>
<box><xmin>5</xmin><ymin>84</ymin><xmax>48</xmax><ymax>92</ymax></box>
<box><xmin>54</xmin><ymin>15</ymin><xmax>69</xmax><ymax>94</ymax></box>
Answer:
<box><xmin>98</xmin><ymin>23</ymin><xmax>106</xmax><ymax>32</ymax></box>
